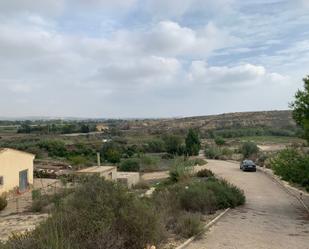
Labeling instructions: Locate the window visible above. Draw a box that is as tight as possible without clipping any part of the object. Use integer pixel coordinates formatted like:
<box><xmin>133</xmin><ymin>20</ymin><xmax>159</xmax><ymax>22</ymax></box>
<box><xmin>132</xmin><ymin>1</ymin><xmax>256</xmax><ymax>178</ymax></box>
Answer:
<box><xmin>0</xmin><ymin>176</ymin><xmax>3</xmax><ymax>186</ymax></box>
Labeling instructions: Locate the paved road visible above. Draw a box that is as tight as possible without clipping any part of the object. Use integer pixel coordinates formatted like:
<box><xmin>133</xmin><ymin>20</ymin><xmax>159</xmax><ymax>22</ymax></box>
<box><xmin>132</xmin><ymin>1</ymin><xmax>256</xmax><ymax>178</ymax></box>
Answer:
<box><xmin>187</xmin><ymin>160</ymin><xmax>309</xmax><ymax>249</ymax></box>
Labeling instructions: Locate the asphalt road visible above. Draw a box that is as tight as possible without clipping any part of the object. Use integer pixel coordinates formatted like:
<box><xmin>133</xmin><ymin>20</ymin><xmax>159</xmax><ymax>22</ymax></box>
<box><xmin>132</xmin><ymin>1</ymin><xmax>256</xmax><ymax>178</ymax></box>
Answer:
<box><xmin>187</xmin><ymin>160</ymin><xmax>309</xmax><ymax>249</ymax></box>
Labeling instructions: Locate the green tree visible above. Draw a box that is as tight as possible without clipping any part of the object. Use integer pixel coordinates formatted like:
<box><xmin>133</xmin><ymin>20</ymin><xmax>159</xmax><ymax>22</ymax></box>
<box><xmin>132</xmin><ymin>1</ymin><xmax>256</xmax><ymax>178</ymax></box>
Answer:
<box><xmin>119</xmin><ymin>159</ymin><xmax>140</xmax><ymax>172</ymax></box>
<box><xmin>241</xmin><ymin>142</ymin><xmax>259</xmax><ymax>159</ymax></box>
<box><xmin>290</xmin><ymin>75</ymin><xmax>309</xmax><ymax>142</ymax></box>
<box><xmin>163</xmin><ymin>135</ymin><xmax>183</xmax><ymax>155</ymax></box>
<box><xmin>80</xmin><ymin>124</ymin><xmax>90</xmax><ymax>133</ymax></box>
<box><xmin>185</xmin><ymin>129</ymin><xmax>201</xmax><ymax>156</ymax></box>
<box><xmin>101</xmin><ymin>142</ymin><xmax>122</xmax><ymax>163</ymax></box>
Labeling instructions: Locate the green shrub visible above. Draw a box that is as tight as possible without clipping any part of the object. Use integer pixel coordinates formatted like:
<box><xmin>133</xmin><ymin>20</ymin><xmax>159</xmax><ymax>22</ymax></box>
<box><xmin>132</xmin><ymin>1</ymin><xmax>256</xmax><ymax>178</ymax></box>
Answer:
<box><xmin>167</xmin><ymin>179</ymin><xmax>245</xmax><ymax>214</ymax></box>
<box><xmin>241</xmin><ymin>142</ymin><xmax>259</xmax><ymax>158</ymax></box>
<box><xmin>119</xmin><ymin>159</ymin><xmax>140</xmax><ymax>172</ymax></box>
<box><xmin>146</xmin><ymin>139</ymin><xmax>166</xmax><ymax>153</ymax></box>
<box><xmin>67</xmin><ymin>155</ymin><xmax>89</xmax><ymax>167</ymax></box>
<box><xmin>38</xmin><ymin>140</ymin><xmax>67</xmax><ymax>157</ymax></box>
<box><xmin>178</xmin><ymin>183</ymin><xmax>217</xmax><ymax>213</ymax></box>
<box><xmin>101</xmin><ymin>142</ymin><xmax>122</xmax><ymax>163</ymax></box>
<box><xmin>4</xmin><ymin>176</ymin><xmax>165</xmax><ymax>249</ymax></box>
<box><xmin>214</xmin><ymin>136</ymin><xmax>225</xmax><ymax>146</ymax></box>
<box><xmin>270</xmin><ymin>149</ymin><xmax>309</xmax><ymax>191</ymax></box>
<box><xmin>175</xmin><ymin>212</ymin><xmax>203</xmax><ymax>238</ymax></box>
<box><xmin>169</xmin><ymin>160</ymin><xmax>193</xmax><ymax>183</ymax></box>
<box><xmin>105</xmin><ymin>148</ymin><xmax>121</xmax><ymax>163</ymax></box>
<box><xmin>163</xmin><ymin>135</ymin><xmax>184</xmax><ymax>155</ymax></box>
<box><xmin>196</xmin><ymin>169</ymin><xmax>214</xmax><ymax>178</ymax></box>
<box><xmin>204</xmin><ymin>146</ymin><xmax>221</xmax><ymax>159</ymax></box>
<box><xmin>0</xmin><ymin>195</ymin><xmax>8</xmax><ymax>211</ymax></box>
<box><xmin>221</xmin><ymin>147</ymin><xmax>233</xmax><ymax>156</ymax></box>
<box><xmin>139</xmin><ymin>155</ymin><xmax>159</xmax><ymax>172</ymax></box>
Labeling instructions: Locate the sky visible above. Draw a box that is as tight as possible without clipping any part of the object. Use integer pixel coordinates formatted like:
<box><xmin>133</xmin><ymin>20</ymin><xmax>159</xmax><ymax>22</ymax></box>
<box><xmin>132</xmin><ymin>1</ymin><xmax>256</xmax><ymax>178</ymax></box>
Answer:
<box><xmin>0</xmin><ymin>0</ymin><xmax>309</xmax><ymax>118</ymax></box>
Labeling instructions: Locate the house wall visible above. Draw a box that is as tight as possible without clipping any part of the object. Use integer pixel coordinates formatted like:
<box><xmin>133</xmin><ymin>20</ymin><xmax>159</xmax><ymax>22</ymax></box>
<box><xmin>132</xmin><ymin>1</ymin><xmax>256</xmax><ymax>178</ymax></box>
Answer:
<box><xmin>99</xmin><ymin>168</ymin><xmax>117</xmax><ymax>181</ymax></box>
<box><xmin>76</xmin><ymin>167</ymin><xmax>117</xmax><ymax>182</ymax></box>
<box><xmin>0</xmin><ymin>150</ymin><xmax>35</xmax><ymax>195</ymax></box>
<box><xmin>117</xmin><ymin>172</ymin><xmax>140</xmax><ymax>188</ymax></box>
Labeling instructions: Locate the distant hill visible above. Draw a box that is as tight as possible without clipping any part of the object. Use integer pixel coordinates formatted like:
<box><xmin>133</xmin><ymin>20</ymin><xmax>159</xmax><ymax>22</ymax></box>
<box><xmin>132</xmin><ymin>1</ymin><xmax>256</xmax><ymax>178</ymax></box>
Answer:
<box><xmin>117</xmin><ymin>110</ymin><xmax>296</xmax><ymax>133</ymax></box>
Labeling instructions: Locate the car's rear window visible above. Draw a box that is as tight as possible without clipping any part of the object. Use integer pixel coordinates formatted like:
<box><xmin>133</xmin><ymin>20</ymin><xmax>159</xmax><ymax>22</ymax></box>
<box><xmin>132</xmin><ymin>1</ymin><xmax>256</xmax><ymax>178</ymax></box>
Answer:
<box><xmin>244</xmin><ymin>161</ymin><xmax>255</xmax><ymax>166</ymax></box>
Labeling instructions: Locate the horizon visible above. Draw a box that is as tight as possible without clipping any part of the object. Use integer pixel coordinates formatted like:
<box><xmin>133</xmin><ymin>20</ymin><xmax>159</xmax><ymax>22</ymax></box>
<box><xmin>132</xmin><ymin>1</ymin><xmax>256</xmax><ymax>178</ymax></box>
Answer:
<box><xmin>0</xmin><ymin>108</ymin><xmax>291</xmax><ymax>121</ymax></box>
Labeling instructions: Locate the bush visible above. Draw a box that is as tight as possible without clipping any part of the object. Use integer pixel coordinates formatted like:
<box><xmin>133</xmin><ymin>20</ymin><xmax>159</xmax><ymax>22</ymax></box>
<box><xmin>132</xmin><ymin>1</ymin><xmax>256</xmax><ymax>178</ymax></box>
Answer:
<box><xmin>38</xmin><ymin>140</ymin><xmax>67</xmax><ymax>157</ymax></box>
<box><xmin>139</xmin><ymin>155</ymin><xmax>159</xmax><ymax>172</ymax></box>
<box><xmin>154</xmin><ymin>178</ymin><xmax>245</xmax><ymax>217</ymax></box>
<box><xmin>0</xmin><ymin>195</ymin><xmax>8</xmax><ymax>211</ymax></box>
<box><xmin>241</xmin><ymin>142</ymin><xmax>259</xmax><ymax>158</ymax></box>
<box><xmin>4</xmin><ymin>176</ymin><xmax>165</xmax><ymax>249</ymax></box>
<box><xmin>270</xmin><ymin>149</ymin><xmax>309</xmax><ymax>191</ymax></box>
<box><xmin>169</xmin><ymin>160</ymin><xmax>193</xmax><ymax>183</ymax></box>
<box><xmin>101</xmin><ymin>142</ymin><xmax>122</xmax><ymax>163</ymax></box>
<box><xmin>196</xmin><ymin>169</ymin><xmax>214</xmax><ymax>178</ymax></box>
<box><xmin>175</xmin><ymin>212</ymin><xmax>203</xmax><ymax>238</ymax></box>
<box><xmin>204</xmin><ymin>146</ymin><xmax>221</xmax><ymax>159</ymax></box>
<box><xmin>178</xmin><ymin>183</ymin><xmax>217</xmax><ymax>213</ymax></box>
<box><xmin>146</xmin><ymin>139</ymin><xmax>166</xmax><ymax>153</ymax></box>
<box><xmin>119</xmin><ymin>159</ymin><xmax>140</xmax><ymax>172</ymax></box>
<box><xmin>163</xmin><ymin>135</ymin><xmax>184</xmax><ymax>155</ymax></box>
<box><xmin>170</xmin><ymin>179</ymin><xmax>245</xmax><ymax>214</ymax></box>
<box><xmin>214</xmin><ymin>136</ymin><xmax>225</xmax><ymax>146</ymax></box>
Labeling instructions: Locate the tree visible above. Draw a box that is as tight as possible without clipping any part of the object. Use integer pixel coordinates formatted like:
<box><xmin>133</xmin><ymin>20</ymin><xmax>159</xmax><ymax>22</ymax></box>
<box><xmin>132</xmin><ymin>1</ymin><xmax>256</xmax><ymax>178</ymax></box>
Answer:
<box><xmin>290</xmin><ymin>75</ymin><xmax>309</xmax><ymax>142</ymax></box>
<box><xmin>101</xmin><ymin>142</ymin><xmax>122</xmax><ymax>163</ymax></box>
<box><xmin>185</xmin><ymin>129</ymin><xmax>201</xmax><ymax>156</ymax></box>
<box><xmin>119</xmin><ymin>159</ymin><xmax>140</xmax><ymax>172</ymax></box>
<box><xmin>17</xmin><ymin>121</ymin><xmax>32</xmax><ymax>133</ymax></box>
<box><xmin>241</xmin><ymin>142</ymin><xmax>259</xmax><ymax>159</ymax></box>
<box><xmin>163</xmin><ymin>135</ymin><xmax>183</xmax><ymax>155</ymax></box>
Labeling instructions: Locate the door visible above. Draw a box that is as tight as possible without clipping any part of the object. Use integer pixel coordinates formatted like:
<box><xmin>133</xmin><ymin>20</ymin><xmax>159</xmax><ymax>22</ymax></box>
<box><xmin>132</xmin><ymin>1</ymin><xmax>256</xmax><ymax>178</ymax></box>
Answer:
<box><xmin>19</xmin><ymin>169</ymin><xmax>28</xmax><ymax>192</ymax></box>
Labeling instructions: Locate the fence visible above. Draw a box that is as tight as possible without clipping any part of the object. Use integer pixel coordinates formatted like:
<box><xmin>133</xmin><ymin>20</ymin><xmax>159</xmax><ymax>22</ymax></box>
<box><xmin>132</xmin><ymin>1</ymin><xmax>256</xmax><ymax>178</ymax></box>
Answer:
<box><xmin>2</xmin><ymin>179</ymin><xmax>62</xmax><ymax>216</ymax></box>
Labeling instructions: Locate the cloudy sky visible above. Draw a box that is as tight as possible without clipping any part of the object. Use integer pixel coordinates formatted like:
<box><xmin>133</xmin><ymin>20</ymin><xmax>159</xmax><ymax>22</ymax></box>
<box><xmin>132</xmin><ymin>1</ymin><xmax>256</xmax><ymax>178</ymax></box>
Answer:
<box><xmin>0</xmin><ymin>0</ymin><xmax>308</xmax><ymax>118</ymax></box>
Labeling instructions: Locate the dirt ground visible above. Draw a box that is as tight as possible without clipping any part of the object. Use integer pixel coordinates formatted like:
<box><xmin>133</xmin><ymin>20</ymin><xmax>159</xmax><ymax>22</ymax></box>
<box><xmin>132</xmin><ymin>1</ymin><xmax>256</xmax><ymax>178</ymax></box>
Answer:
<box><xmin>0</xmin><ymin>178</ymin><xmax>60</xmax><ymax>241</ymax></box>
<box><xmin>186</xmin><ymin>160</ymin><xmax>309</xmax><ymax>249</ymax></box>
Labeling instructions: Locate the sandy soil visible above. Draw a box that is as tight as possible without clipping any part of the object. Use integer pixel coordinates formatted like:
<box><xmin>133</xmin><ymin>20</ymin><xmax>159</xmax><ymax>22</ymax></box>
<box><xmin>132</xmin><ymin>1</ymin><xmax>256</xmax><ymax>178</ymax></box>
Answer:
<box><xmin>0</xmin><ymin>213</ymin><xmax>48</xmax><ymax>241</ymax></box>
<box><xmin>186</xmin><ymin>160</ymin><xmax>309</xmax><ymax>249</ymax></box>
<box><xmin>0</xmin><ymin>178</ymin><xmax>60</xmax><ymax>241</ymax></box>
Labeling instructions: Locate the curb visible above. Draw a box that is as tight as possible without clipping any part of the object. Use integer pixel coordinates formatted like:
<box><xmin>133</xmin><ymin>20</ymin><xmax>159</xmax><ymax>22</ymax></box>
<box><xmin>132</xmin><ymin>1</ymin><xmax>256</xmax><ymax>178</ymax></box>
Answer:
<box><xmin>175</xmin><ymin>208</ymin><xmax>230</xmax><ymax>249</ymax></box>
<box><xmin>257</xmin><ymin>167</ymin><xmax>309</xmax><ymax>214</ymax></box>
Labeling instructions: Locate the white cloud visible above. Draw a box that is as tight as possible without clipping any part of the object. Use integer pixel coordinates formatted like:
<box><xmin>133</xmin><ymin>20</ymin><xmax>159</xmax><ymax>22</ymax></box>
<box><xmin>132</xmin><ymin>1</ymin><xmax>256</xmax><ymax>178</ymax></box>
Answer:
<box><xmin>90</xmin><ymin>56</ymin><xmax>181</xmax><ymax>87</ymax></box>
<box><xmin>142</xmin><ymin>21</ymin><xmax>238</xmax><ymax>57</ymax></box>
<box><xmin>187</xmin><ymin>61</ymin><xmax>288</xmax><ymax>88</ymax></box>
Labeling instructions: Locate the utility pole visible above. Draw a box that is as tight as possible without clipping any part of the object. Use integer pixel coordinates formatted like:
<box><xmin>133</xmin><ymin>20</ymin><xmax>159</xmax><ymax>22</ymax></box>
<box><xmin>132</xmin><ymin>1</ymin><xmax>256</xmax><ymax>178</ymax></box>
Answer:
<box><xmin>97</xmin><ymin>152</ymin><xmax>101</xmax><ymax>166</ymax></box>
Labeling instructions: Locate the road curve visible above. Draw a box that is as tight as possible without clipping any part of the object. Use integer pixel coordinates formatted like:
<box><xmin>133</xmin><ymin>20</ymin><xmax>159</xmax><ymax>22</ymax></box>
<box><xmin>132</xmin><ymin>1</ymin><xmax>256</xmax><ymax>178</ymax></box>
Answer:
<box><xmin>187</xmin><ymin>160</ymin><xmax>309</xmax><ymax>249</ymax></box>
